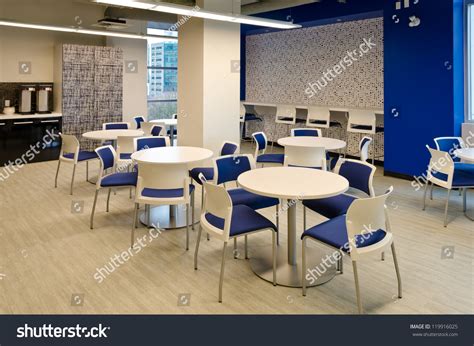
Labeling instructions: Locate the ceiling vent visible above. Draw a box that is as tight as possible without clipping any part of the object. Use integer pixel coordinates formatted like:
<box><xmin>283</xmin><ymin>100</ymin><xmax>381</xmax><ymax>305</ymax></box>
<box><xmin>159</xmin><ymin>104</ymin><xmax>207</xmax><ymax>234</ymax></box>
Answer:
<box><xmin>92</xmin><ymin>18</ymin><xmax>130</xmax><ymax>30</ymax></box>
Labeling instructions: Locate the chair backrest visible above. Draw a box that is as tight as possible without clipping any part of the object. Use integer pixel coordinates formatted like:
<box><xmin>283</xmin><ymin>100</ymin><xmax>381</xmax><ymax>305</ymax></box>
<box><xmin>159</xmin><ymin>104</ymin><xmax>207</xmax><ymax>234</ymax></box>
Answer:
<box><xmin>426</xmin><ymin>146</ymin><xmax>455</xmax><ymax>189</ymax></box>
<box><xmin>252</xmin><ymin>132</ymin><xmax>268</xmax><ymax>156</ymax></box>
<box><xmin>291</xmin><ymin>128</ymin><xmax>322</xmax><ymax>137</ymax></box>
<box><xmin>133</xmin><ymin>116</ymin><xmax>145</xmax><ymax>129</ymax></box>
<box><xmin>334</xmin><ymin>159</ymin><xmax>376</xmax><ymax>197</ymax></box>
<box><xmin>141</xmin><ymin>122</ymin><xmax>156</xmax><ymax>135</ymax></box>
<box><xmin>306</xmin><ymin>107</ymin><xmax>331</xmax><ymax>128</ymax></box>
<box><xmin>347</xmin><ymin>110</ymin><xmax>376</xmax><ymax>134</ymax></box>
<box><xmin>172</xmin><ymin>113</ymin><xmax>178</xmax><ymax>119</ymax></box>
<box><xmin>136</xmin><ymin>161</ymin><xmax>192</xmax><ymax>203</ymax></box>
<box><xmin>434</xmin><ymin>137</ymin><xmax>465</xmax><ymax>162</ymax></box>
<box><xmin>220</xmin><ymin>141</ymin><xmax>240</xmax><ymax>156</ymax></box>
<box><xmin>240</xmin><ymin>104</ymin><xmax>246</xmax><ymax>122</ymax></box>
<box><xmin>214</xmin><ymin>154</ymin><xmax>255</xmax><ymax>185</ymax></box>
<box><xmin>345</xmin><ymin>186</ymin><xmax>394</xmax><ymax>258</ymax></box>
<box><xmin>116</xmin><ymin>136</ymin><xmax>136</xmax><ymax>158</ymax></box>
<box><xmin>275</xmin><ymin>105</ymin><xmax>296</xmax><ymax>125</ymax></box>
<box><xmin>201</xmin><ymin>181</ymin><xmax>233</xmax><ymax>241</ymax></box>
<box><xmin>95</xmin><ymin>145</ymin><xmax>117</xmax><ymax>187</ymax></box>
<box><xmin>134</xmin><ymin>136</ymin><xmax>170</xmax><ymax>152</ymax></box>
<box><xmin>60</xmin><ymin>133</ymin><xmax>80</xmax><ymax>161</ymax></box>
<box><xmin>284</xmin><ymin>146</ymin><xmax>327</xmax><ymax>170</ymax></box>
<box><xmin>103</xmin><ymin>122</ymin><xmax>130</xmax><ymax>130</ymax></box>
<box><xmin>359</xmin><ymin>136</ymin><xmax>373</xmax><ymax>163</ymax></box>
<box><xmin>151</xmin><ymin>124</ymin><xmax>165</xmax><ymax>136</ymax></box>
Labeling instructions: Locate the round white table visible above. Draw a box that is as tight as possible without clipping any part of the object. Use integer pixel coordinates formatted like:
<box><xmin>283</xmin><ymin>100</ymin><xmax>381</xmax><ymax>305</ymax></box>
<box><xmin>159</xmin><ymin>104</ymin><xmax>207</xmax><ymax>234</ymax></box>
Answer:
<box><xmin>455</xmin><ymin>148</ymin><xmax>474</xmax><ymax>163</ymax></box>
<box><xmin>277</xmin><ymin>136</ymin><xmax>346</xmax><ymax>150</ymax></box>
<box><xmin>238</xmin><ymin>167</ymin><xmax>349</xmax><ymax>287</ymax></box>
<box><xmin>132</xmin><ymin>146</ymin><xmax>213</xmax><ymax>229</ymax></box>
<box><xmin>83</xmin><ymin>129</ymin><xmax>144</xmax><ymax>142</ymax></box>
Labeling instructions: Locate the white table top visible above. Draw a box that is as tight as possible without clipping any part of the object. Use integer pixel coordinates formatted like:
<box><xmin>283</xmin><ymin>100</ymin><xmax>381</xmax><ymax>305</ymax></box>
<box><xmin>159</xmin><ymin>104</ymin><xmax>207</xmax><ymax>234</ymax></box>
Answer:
<box><xmin>278</xmin><ymin>136</ymin><xmax>346</xmax><ymax>150</ymax></box>
<box><xmin>455</xmin><ymin>148</ymin><xmax>474</xmax><ymax>163</ymax></box>
<box><xmin>83</xmin><ymin>129</ymin><xmax>143</xmax><ymax>141</ymax></box>
<box><xmin>150</xmin><ymin>119</ymin><xmax>177</xmax><ymax>126</ymax></box>
<box><xmin>131</xmin><ymin>146</ymin><xmax>213</xmax><ymax>165</ymax></box>
<box><xmin>237</xmin><ymin>167</ymin><xmax>349</xmax><ymax>200</ymax></box>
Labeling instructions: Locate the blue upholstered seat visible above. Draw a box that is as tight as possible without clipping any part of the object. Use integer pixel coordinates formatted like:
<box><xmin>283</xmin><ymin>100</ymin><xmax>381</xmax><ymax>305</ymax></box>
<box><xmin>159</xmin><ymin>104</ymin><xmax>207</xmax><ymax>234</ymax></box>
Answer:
<box><xmin>100</xmin><ymin>172</ymin><xmax>138</xmax><ymax>187</ymax></box>
<box><xmin>63</xmin><ymin>151</ymin><xmax>98</xmax><ymax>161</ymax></box>
<box><xmin>205</xmin><ymin>205</ymin><xmax>277</xmax><ymax>237</ymax></box>
<box><xmin>302</xmin><ymin>215</ymin><xmax>386</xmax><ymax>252</ymax></box>
<box><xmin>142</xmin><ymin>184</ymin><xmax>195</xmax><ymax>198</ymax></box>
<box><xmin>256</xmin><ymin>153</ymin><xmax>285</xmax><ymax>164</ymax></box>
<box><xmin>105</xmin><ymin>123</ymin><xmax>128</xmax><ymax>130</ymax></box>
<box><xmin>189</xmin><ymin>167</ymin><xmax>214</xmax><ymax>185</ymax></box>
<box><xmin>433</xmin><ymin>169</ymin><xmax>474</xmax><ymax>187</ymax></box>
<box><xmin>228</xmin><ymin>188</ymin><xmax>279</xmax><ymax>210</ymax></box>
<box><xmin>303</xmin><ymin>194</ymin><xmax>357</xmax><ymax>219</ymax></box>
<box><xmin>455</xmin><ymin>163</ymin><xmax>474</xmax><ymax>174</ymax></box>
<box><xmin>119</xmin><ymin>153</ymin><xmax>132</xmax><ymax>160</ymax></box>
<box><xmin>293</xmin><ymin>129</ymin><xmax>320</xmax><ymax>137</ymax></box>
<box><xmin>167</xmin><ymin>128</ymin><xmax>178</xmax><ymax>136</ymax></box>
<box><xmin>244</xmin><ymin>114</ymin><xmax>261</xmax><ymax>122</ymax></box>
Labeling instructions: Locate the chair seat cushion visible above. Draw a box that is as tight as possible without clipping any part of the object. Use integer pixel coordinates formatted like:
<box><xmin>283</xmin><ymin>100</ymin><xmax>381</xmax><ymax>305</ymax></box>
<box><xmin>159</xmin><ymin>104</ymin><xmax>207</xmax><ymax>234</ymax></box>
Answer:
<box><xmin>303</xmin><ymin>194</ymin><xmax>357</xmax><ymax>219</ymax></box>
<box><xmin>63</xmin><ymin>151</ymin><xmax>98</xmax><ymax>162</ymax></box>
<box><xmin>101</xmin><ymin>172</ymin><xmax>137</xmax><ymax>187</ymax></box>
<box><xmin>257</xmin><ymin>153</ymin><xmax>285</xmax><ymax>164</ymax></box>
<box><xmin>455</xmin><ymin>163</ymin><xmax>474</xmax><ymax>174</ymax></box>
<box><xmin>119</xmin><ymin>153</ymin><xmax>132</xmax><ymax>160</ymax></box>
<box><xmin>433</xmin><ymin>169</ymin><xmax>474</xmax><ymax>187</ymax></box>
<box><xmin>189</xmin><ymin>167</ymin><xmax>214</xmax><ymax>185</ymax></box>
<box><xmin>302</xmin><ymin>215</ymin><xmax>386</xmax><ymax>253</ymax></box>
<box><xmin>228</xmin><ymin>188</ymin><xmax>279</xmax><ymax>210</ymax></box>
<box><xmin>167</xmin><ymin>129</ymin><xmax>178</xmax><ymax>136</ymax></box>
<box><xmin>142</xmin><ymin>184</ymin><xmax>195</xmax><ymax>198</ymax></box>
<box><xmin>205</xmin><ymin>205</ymin><xmax>277</xmax><ymax>237</ymax></box>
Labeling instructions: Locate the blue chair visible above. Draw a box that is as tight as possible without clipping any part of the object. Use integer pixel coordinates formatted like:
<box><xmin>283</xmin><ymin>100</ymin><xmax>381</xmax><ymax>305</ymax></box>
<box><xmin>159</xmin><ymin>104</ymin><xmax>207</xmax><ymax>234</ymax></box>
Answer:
<box><xmin>133</xmin><ymin>116</ymin><xmax>145</xmax><ymax>129</ymax></box>
<box><xmin>189</xmin><ymin>141</ymin><xmax>240</xmax><ymax>205</ymax></box>
<box><xmin>423</xmin><ymin>146</ymin><xmax>474</xmax><ymax>226</ymax></box>
<box><xmin>214</xmin><ymin>154</ymin><xmax>280</xmax><ymax>245</ymax></box>
<box><xmin>252</xmin><ymin>132</ymin><xmax>284</xmax><ymax>166</ymax></box>
<box><xmin>302</xmin><ymin>187</ymin><xmax>402</xmax><ymax>314</ymax></box>
<box><xmin>194</xmin><ymin>181</ymin><xmax>277</xmax><ymax>302</ymax></box>
<box><xmin>167</xmin><ymin>113</ymin><xmax>178</xmax><ymax>137</ymax></box>
<box><xmin>240</xmin><ymin>104</ymin><xmax>262</xmax><ymax>140</ymax></box>
<box><xmin>150</xmin><ymin>124</ymin><xmax>165</xmax><ymax>137</ymax></box>
<box><xmin>134</xmin><ymin>136</ymin><xmax>170</xmax><ymax>152</ymax></box>
<box><xmin>55</xmin><ymin>133</ymin><xmax>98</xmax><ymax>195</ymax></box>
<box><xmin>90</xmin><ymin>146</ymin><xmax>138</xmax><ymax>229</ymax></box>
<box><xmin>291</xmin><ymin>128</ymin><xmax>322</xmax><ymax>137</ymax></box>
<box><xmin>434</xmin><ymin>137</ymin><xmax>473</xmax><ymax>174</ymax></box>
<box><xmin>303</xmin><ymin>159</ymin><xmax>376</xmax><ymax>229</ymax></box>
<box><xmin>103</xmin><ymin>122</ymin><xmax>130</xmax><ymax>130</ymax></box>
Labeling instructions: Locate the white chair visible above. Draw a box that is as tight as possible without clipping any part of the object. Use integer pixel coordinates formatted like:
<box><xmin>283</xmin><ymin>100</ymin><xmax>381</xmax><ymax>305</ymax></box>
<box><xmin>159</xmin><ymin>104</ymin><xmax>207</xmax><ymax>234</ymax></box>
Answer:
<box><xmin>306</xmin><ymin>107</ymin><xmax>334</xmax><ymax>129</ymax></box>
<box><xmin>55</xmin><ymin>133</ymin><xmax>98</xmax><ymax>195</ymax></box>
<box><xmin>422</xmin><ymin>146</ymin><xmax>474</xmax><ymax>227</ymax></box>
<box><xmin>150</xmin><ymin>123</ymin><xmax>166</xmax><ymax>136</ymax></box>
<box><xmin>359</xmin><ymin>136</ymin><xmax>373</xmax><ymax>163</ymax></box>
<box><xmin>252</xmin><ymin>132</ymin><xmax>285</xmax><ymax>166</ymax></box>
<box><xmin>284</xmin><ymin>146</ymin><xmax>327</xmax><ymax>170</ymax></box>
<box><xmin>275</xmin><ymin>105</ymin><xmax>296</xmax><ymax>125</ymax></box>
<box><xmin>102</xmin><ymin>122</ymin><xmax>130</xmax><ymax>130</ymax></box>
<box><xmin>302</xmin><ymin>187</ymin><xmax>402</xmax><ymax>314</ymax></box>
<box><xmin>116</xmin><ymin>136</ymin><xmax>135</xmax><ymax>168</ymax></box>
<box><xmin>141</xmin><ymin>122</ymin><xmax>157</xmax><ymax>135</ymax></box>
<box><xmin>132</xmin><ymin>161</ymin><xmax>194</xmax><ymax>250</ymax></box>
<box><xmin>194</xmin><ymin>181</ymin><xmax>277</xmax><ymax>302</ymax></box>
<box><xmin>133</xmin><ymin>116</ymin><xmax>146</xmax><ymax>129</ymax></box>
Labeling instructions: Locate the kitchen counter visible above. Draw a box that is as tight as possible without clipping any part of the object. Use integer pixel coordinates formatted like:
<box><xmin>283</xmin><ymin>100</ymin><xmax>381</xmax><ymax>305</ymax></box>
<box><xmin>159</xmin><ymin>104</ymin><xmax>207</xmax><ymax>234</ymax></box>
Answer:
<box><xmin>0</xmin><ymin>112</ymin><xmax>62</xmax><ymax>120</ymax></box>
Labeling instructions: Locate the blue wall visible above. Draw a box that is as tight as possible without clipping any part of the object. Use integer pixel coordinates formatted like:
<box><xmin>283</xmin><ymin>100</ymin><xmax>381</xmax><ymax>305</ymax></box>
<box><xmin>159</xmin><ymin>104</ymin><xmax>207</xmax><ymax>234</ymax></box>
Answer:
<box><xmin>242</xmin><ymin>0</ymin><xmax>465</xmax><ymax>177</ymax></box>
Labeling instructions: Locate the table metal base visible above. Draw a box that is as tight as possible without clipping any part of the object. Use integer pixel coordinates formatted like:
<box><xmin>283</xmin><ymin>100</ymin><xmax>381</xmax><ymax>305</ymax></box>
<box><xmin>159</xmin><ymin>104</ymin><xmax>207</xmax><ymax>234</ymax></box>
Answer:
<box><xmin>250</xmin><ymin>245</ymin><xmax>338</xmax><ymax>288</ymax></box>
<box><xmin>139</xmin><ymin>205</ymin><xmax>199</xmax><ymax>230</ymax></box>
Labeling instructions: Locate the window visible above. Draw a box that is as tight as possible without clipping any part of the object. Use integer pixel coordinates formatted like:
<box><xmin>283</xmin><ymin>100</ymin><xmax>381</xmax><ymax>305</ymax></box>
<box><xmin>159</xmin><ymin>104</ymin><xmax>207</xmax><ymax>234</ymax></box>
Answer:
<box><xmin>468</xmin><ymin>1</ymin><xmax>474</xmax><ymax>121</ymax></box>
<box><xmin>147</xmin><ymin>28</ymin><xmax>178</xmax><ymax>120</ymax></box>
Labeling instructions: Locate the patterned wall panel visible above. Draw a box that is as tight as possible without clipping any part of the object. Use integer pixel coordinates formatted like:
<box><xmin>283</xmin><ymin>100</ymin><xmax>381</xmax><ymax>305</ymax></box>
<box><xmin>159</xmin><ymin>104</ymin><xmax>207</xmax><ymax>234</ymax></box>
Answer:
<box><xmin>245</xmin><ymin>18</ymin><xmax>385</xmax><ymax>160</ymax></box>
<box><xmin>61</xmin><ymin>44</ymin><xmax>123</xmax><ymax>150</ymax></box>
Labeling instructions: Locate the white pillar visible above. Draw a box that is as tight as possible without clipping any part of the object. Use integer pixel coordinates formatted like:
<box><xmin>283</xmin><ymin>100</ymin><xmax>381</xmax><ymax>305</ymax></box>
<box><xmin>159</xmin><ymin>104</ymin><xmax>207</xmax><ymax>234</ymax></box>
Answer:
<box><xmin>178</xmin><ymin>0</ymin><xmax>241</xmax><ymax>156</ymax></box>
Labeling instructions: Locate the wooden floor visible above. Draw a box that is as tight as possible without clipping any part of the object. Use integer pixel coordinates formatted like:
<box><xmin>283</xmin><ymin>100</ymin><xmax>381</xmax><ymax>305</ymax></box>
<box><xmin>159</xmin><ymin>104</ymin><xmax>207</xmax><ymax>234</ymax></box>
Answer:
<box><xmin>0</xmin><ymin>143</ymin><xmax>472</xmax><ymax>315</ymax></box>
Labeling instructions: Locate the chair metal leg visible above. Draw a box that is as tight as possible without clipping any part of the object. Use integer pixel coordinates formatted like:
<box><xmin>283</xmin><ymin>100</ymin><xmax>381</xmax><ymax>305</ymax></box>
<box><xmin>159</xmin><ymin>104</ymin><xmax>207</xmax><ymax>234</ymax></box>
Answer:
<box><xmin>244</xmin><ymin>235</ymin><xmax>249</xmax><ymax>259</ymax></box>
<box><xmin>302</xmin><ymin>237</ymin><xmax>307</xmax><ymax>296</ymax></box>
<box><xmin>131</xmin><ymin>203</ymin><xmax>138</xmax><ymax>247</ymax></box>
<box><xmin>86</xmin><ymin>161</ymin><xmax>89</xmax><ymax>182</ymax></box>
<box><xmin>276</xmin><ymin>205</ymin><xmax>280</xmax><ymax>246</ymax></box>
<box><xmin>371</xmin><ymin>135</ymin><xmax>375</xmax><ymax>165</ymax></box>
<box><xmin>272</xmin><ymin>231</ymin><xmax>276</xmax><ymax>286</ymax></box>
<box><xmin>391</xmin><ymin>242</ymin><xmax>403</xmax><ymax>299</ymax></box>
<box><xmin>444</xmin><ymin>189</ymin><xmax>451</xmax><ymax>227</ymax></box>
<box><xmin>207</xmin><ymin>233</ymin><xmax>210</xmax><ymax>241</ymax></box>
<box><xmin>352</xmin><ymin>261</ymin><xmax>363</xmax><ymax>314</ymax></box>
<box><xmin>90</xmin><ymin>190</ymin><xmax>99</xmax><ymax>230</ymax></box>
<box><xmin>146</xmin><ymin>205</ymin><xmax>151</xmax><ymax>227</ymax></box>
<box><xmin>106</xmin><ymin>188</ymin><xmax>111</xmax><ymax>212</ymax></box>
<box><xmin>233</xmin><ymin>238</ymin><xmax>238</xmax><ymax>258</ymax></box>
<box><xmin>381</xmin><ymin>252</ymin><xmax>385</xmax><ymax>261</ymax></box>
<box><xmin>463</xmin><ymin>188</ymin><xmax>467</xmax><ymax>213</ymax></box>
<box><xmin>303</xmin><ymin>206</ymin><xmax>307</xmax><ymax>230</ymax></box>
<box><xmin>422</xmin><ymin>181</ymin><xmax>430</xmax><ymax>211</ymax></box>
<box><xmin>191</xmin><ymin>192</ymin><xmax>195</xmax><ymax>231</ymax></box>
<box><xmin>70</xmin><ymin>164</ymin><xmax>77</xmax><ymax>195</ymax></box>
<box><xmin>194</xmin><ymin>224</ymin><xmax>203</xmax><ymax>270</ymax></box>
<box><xmin>54</xmin><ymin>161</ymin><xmax>61</xmax><ymax>188</ymax></box>
<box><xmin>218</xmin><ymin>242</ymin><xmax>228</xmax><ymax>303</ymax></box>
<box><xmin>134</xmin><ymin>203</ymin><xmax>139</xmax><ymax>229</ymax></box>
<box><xmin>338</xmin><ymin>253</ymin><xmax>343</xmax><ymax>274</ymax></box>
<box><xmin>186</xmin><ymin>203</ymin><xmax>189</xmax><ymax>251</ymax></box>
<box><xmin>430</xmin><ymin>183</ymin><xmax>434</xmax><ymax>200</ymax></box>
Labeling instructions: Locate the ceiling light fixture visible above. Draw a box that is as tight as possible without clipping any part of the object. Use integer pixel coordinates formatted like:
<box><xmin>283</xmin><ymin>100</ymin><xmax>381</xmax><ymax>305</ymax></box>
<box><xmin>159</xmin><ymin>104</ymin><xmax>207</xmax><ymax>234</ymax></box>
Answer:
<box><xmin>94</xmin><ymin>0</ymin><xmax>302</xmax><ymax>29</ymax></box>
<box><xmin>0</xmin><ymin>19</ymin><xmax>169</xmax><ymax>40</ymax></box>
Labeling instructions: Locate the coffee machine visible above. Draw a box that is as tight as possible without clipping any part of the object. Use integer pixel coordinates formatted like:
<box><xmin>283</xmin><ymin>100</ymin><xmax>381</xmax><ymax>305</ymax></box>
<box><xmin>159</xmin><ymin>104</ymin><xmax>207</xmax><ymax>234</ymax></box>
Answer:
<box><xmin>36</xmin><ymin>84</ymin><xmax>53</xmax><ymax>114</ymax></box>
<box><xmin>19</xmin><ymin>85</ymin><xmax>36</xmax><ymax>114</ymax></box>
